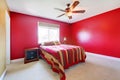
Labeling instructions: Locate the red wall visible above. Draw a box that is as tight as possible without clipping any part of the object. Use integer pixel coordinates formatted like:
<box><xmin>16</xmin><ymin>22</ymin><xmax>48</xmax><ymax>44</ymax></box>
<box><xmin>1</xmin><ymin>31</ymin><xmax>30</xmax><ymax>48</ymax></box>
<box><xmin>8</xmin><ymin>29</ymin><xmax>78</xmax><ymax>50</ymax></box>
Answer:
<box><xmin>71</xmin><ymin>8</ymin><xmax>120</xmax><ymax>58</ymax></box>
<box><xmin>11</xmin><ymin>8</ymin><xmax>120</xmax><ymax>59</ymax></box>
<box><xmin>10</xmin><ymin>12</ymin><xmax>71</xmax><ymax>60</ymax></box>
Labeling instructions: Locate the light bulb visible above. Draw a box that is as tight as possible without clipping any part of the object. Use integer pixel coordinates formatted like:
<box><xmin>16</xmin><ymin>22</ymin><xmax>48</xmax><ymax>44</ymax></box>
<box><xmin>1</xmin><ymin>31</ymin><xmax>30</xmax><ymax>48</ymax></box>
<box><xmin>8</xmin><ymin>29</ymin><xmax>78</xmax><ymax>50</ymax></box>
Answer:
<box><xmin>66</xmin><ymin>12</ymin><xmax>72</xmax><ymax>16</ymax></box>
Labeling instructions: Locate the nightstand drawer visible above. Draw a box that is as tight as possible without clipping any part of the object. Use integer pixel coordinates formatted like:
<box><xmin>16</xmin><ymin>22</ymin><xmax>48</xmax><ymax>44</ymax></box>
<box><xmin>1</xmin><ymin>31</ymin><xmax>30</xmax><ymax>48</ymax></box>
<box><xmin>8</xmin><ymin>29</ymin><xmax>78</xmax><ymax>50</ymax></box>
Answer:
<box><xmin>26</xmin><ymin>50</ymin><xmax>38</xmax><ymax>60</ymax></box>
<box><xmin>24</xmin><ymin>47</ymin><xmax>39</xmax><ymax>63</ymax></box>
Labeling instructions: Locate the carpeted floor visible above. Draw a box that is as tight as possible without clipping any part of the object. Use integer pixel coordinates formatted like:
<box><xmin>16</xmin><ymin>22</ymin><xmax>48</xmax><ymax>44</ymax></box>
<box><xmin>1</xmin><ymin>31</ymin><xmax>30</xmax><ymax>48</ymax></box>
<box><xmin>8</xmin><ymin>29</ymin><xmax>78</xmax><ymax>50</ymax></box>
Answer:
<box><xmin>4</xmin><ymin>52</ymin><xmax>120</xmax><ymax>80</ymax></box>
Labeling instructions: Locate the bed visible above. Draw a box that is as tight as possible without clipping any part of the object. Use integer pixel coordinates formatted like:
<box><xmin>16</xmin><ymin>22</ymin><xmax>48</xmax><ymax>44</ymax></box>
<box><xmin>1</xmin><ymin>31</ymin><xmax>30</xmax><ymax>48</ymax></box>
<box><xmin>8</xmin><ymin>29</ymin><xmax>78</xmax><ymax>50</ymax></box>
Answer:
<box><xmin>39</xmin><ymin>41</ymin><xmax>86</xmax><ymax>80</ymax></box>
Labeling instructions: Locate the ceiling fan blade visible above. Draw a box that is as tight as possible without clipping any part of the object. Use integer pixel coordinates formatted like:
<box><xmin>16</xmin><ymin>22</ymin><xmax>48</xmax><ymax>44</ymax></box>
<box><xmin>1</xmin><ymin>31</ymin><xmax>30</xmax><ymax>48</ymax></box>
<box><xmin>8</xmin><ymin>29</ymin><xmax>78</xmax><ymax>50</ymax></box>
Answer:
<box><xmin>57</xmin><ymin>13</ymin><xmax>65</xmax><ymax>18</ymax></box>
<box><xmin>68</xmin><ymin>16</ymin><xmax>72</xmax><ymax>19</ymax></box>
<box><xmin>70</xmin><ymin>1</ymin><xmax>79</xmax><ymax>10</ymax></box>
<box><xmin>54</xmin><ymin>8</ymin><xmax>65</xmax><ymax>12</ymax></box>
<box><xmin>72</xmin><ymin>10</ymin><xmax>85</xmax><ymax>13</ymax></box>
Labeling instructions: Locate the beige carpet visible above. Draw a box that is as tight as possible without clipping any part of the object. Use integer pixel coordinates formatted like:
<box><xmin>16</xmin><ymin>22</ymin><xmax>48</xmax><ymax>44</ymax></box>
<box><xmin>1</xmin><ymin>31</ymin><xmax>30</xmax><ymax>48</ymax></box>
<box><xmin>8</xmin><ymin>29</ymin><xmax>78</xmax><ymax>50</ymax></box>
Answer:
<box><xmin>4</xmin><ymin>52</ymin><xmax>120</xmax><ymax>80</ymax></box>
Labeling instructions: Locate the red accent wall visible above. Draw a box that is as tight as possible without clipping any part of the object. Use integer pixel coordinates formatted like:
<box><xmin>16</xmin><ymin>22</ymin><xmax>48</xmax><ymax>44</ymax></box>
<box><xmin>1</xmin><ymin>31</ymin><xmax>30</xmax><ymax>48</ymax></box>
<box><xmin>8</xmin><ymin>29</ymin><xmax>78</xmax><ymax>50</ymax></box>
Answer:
<box><xmin>10</xmin><ymin>12</ymin><xmax>71</xmax><ymax>60</ymax></box>
<box><xmin>71</xmin><ymin>8</ymin><xmax>120</xmax><ymax>58</ymax></box>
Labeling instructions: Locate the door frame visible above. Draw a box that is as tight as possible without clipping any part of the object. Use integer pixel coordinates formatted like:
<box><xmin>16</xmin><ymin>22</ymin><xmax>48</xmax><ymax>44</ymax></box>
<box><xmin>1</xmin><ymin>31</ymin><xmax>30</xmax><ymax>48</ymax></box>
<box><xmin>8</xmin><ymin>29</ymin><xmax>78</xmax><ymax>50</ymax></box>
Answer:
<box><xmin>5</xmin><ymin>11</ymin><xmax>10</xmax><ymax>64</ymax></box>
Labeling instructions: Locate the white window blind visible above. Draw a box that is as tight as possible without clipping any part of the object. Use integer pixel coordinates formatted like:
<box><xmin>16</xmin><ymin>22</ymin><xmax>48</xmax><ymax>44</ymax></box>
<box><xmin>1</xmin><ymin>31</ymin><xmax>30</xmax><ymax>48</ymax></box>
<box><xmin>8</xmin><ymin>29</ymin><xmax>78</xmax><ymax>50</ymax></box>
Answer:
<box><xmin>38</xmin><ymin>22</ymin><xmax>60</xmax><ymax>43</ymax></box>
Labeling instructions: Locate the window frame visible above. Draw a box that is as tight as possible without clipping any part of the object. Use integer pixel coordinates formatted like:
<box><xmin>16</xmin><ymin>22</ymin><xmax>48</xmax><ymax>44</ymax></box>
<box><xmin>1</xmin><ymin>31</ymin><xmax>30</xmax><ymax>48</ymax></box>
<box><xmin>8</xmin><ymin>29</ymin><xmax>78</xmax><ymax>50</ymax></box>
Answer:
<box><xmin>38</xmin><ymin>22</ymin><xmax>60</xmax><ymax>43</ymax></box>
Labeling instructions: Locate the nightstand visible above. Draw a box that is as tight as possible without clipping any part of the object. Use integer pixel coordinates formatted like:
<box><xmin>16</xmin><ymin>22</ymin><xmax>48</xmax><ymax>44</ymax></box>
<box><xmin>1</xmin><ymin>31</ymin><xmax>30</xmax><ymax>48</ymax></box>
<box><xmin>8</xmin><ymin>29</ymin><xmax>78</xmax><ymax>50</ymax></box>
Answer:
<box><xmin>24</xmin><ymin>47</ymin><xmax>39</xmax><ymax>63</ymax></box>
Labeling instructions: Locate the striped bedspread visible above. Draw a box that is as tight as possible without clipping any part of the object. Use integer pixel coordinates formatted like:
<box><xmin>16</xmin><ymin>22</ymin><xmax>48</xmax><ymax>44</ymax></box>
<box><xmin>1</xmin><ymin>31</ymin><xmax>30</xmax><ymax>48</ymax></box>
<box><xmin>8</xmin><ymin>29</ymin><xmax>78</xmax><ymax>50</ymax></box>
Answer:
<box><xmin>40</xmin><ymin>44</ymin><xmax>86</xmax><ymax>80</ymax></box>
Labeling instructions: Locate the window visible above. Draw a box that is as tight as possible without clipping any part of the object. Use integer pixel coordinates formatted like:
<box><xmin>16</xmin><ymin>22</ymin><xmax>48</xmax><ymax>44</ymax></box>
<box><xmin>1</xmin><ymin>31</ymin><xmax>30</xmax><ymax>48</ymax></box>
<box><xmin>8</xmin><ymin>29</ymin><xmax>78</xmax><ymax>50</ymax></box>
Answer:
<box><xmin>38</xmin><ymin>22</ymin><xmax>60</xmax><ymax>43</ymax></box>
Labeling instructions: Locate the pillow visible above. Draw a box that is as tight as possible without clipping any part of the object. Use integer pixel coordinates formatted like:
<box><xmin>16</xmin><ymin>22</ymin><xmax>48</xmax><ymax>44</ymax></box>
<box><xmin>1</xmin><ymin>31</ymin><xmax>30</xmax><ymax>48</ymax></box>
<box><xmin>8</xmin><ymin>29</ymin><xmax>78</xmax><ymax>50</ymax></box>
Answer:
<box><xmin>43</xmin><ymin>41</ymin><xmax>55</xmax><ymax>46</ymax></box>
<box><xmin>54</xmin><ymin>41</ymin><xmax>61</xmax><ymax>45</ymax></box>
<box><xmin>42</xmin><ymin>41</ymin><xmax>61</xmax><ymax>46</ymax></box>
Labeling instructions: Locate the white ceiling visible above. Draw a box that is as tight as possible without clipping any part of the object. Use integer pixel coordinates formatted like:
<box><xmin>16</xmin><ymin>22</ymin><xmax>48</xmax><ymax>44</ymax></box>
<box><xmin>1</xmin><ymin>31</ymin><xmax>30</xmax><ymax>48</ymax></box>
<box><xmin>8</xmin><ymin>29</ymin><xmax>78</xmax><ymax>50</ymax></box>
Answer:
<box><xmin>6</xmin><ymin>0</ymin><xmax>120</xmax><ymax>23</ymax></box>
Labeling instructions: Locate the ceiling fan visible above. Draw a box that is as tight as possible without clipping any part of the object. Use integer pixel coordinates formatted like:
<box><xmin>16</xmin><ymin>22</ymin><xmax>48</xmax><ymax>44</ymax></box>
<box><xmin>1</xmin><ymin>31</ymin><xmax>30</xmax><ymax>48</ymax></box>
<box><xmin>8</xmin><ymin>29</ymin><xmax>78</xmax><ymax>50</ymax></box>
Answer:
<box><xmin>55</xmin><ymin>0</ymin><xmax>85</xmax><ymax>19</ymax></box>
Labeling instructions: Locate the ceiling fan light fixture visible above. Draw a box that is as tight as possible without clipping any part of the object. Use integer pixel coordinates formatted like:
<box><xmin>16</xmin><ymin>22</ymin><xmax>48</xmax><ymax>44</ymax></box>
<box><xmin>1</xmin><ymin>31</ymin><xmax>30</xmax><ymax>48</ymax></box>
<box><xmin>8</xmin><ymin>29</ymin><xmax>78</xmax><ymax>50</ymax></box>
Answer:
<box><xmin>55</xmin><ymin>0</ymin><xmax>85</xmax><ymax>19</ymax></box>
<box><xmin>66</xmin><ymin>12</ymin><xmax>72</xmax><ymax>16</ymax></box>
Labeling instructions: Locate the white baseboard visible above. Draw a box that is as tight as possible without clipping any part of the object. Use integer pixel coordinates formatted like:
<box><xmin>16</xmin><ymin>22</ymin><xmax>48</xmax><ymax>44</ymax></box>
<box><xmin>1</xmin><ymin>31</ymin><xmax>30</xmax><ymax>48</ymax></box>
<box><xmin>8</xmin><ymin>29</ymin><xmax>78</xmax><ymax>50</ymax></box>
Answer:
<box><xmin>0</xmin><ymin>69</ymin><xmax>7</xmax><ymax>80</ymax></box>
<box><xmin>11</xmin><ymin>58</ymin><xmax>24</xmax><ymax>63</ymax></box>
<box><xmin>86</xmin><ymin>52</ymin><xmax>120</xmax><ymax>62</ymax></box>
